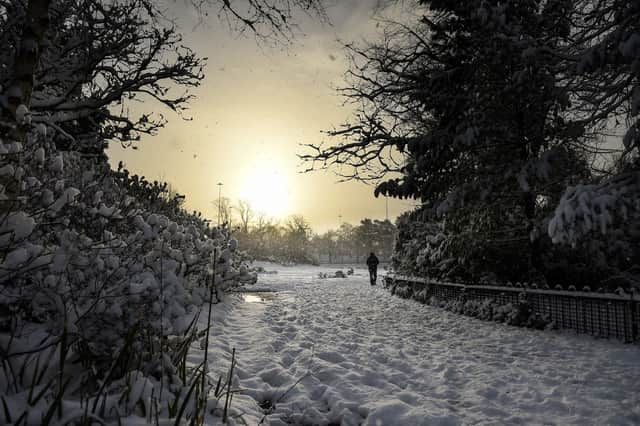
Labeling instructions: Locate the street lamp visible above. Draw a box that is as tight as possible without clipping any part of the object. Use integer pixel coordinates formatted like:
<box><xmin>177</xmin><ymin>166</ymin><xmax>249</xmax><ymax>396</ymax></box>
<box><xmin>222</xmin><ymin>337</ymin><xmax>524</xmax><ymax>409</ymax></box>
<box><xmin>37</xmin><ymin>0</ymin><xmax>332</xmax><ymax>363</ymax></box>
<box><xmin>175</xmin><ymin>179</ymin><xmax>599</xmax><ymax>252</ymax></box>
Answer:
<box><xmin>338</xmin><ymin>214</ymin><xmax>343</xmax><ymax>263</ymax></box>
<box><xmin>385</xmin><ymin>197</ymin><xmax>389</xmax><ymax>222</ymax></box>
<box><xmin>217</xmin><ymin>182</ymin><xmax>223</xmax><ymax>226</ymax></box>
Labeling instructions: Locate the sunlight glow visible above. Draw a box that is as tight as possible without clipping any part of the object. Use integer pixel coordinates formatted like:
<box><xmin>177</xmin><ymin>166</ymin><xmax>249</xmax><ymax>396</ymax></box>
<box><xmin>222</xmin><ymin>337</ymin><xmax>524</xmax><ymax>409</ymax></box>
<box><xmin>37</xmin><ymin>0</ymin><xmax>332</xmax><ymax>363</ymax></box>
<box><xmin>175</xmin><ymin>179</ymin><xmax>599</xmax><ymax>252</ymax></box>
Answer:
<box><xmin>240</xmin><ymin>167</ymin><xmax>290</xmax><ymax>218</ymax></box>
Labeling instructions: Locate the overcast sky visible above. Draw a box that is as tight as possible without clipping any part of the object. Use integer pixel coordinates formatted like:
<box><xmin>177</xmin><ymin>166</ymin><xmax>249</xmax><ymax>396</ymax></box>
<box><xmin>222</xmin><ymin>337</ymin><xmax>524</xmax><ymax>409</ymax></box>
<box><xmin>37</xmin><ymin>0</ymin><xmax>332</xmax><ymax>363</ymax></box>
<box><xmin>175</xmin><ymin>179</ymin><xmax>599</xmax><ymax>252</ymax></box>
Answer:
<box><xmin>106</xmin><ymin>0</ymin><xmax>419</xmax><ymax>231</ymax></box>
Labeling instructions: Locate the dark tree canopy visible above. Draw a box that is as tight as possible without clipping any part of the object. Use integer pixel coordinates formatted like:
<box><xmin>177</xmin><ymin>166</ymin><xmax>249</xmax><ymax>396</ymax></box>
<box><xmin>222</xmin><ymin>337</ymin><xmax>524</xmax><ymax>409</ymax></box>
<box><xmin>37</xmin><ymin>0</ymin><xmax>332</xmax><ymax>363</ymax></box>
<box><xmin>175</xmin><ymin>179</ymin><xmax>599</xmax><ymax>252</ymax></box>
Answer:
<box><xmin>303</xmin><ymin>0</ymin><xmax>640</xmax><ymax>287</ymax></box>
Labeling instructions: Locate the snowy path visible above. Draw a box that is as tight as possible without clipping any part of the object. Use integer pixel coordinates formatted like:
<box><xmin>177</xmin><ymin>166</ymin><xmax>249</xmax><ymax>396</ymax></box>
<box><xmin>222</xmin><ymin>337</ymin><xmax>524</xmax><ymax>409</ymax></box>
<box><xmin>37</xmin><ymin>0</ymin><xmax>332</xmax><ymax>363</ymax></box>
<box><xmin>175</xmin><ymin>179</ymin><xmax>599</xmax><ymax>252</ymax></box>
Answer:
<box><xmin>200</xmin><ymin>264</ymin><xmax>640</xmax><ymax>425</ymax></box>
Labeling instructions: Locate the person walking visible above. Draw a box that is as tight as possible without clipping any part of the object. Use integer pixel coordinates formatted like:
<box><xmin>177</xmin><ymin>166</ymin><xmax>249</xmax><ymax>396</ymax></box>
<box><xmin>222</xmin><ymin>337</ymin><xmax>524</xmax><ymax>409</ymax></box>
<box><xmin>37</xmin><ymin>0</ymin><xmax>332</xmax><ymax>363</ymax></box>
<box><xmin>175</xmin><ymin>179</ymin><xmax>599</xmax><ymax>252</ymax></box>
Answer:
<box><xmin>366</xmin><ymin>252</ymin><xmax>379</xmax><ymax>285</ymax></box>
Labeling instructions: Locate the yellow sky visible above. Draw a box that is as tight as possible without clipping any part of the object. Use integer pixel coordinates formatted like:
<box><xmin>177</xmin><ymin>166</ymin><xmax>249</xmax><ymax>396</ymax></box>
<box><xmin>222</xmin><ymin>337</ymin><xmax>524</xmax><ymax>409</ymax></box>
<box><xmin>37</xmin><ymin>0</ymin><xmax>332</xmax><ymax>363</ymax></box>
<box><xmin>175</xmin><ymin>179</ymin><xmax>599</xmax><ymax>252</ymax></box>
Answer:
<box><xmin>106</xmin><ymin>1</ymin><xmax>418</xmax><ymax>231</ymax></box>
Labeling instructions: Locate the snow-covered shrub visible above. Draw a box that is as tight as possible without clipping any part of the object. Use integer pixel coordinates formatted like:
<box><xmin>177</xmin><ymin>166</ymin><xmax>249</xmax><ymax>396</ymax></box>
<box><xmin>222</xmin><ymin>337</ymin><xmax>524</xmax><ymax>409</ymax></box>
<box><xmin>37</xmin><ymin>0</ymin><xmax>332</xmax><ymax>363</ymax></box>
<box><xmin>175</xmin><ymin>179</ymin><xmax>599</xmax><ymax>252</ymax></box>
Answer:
<box><xmin>393</xmin><ymin>194</ymin><xmax>636</xmax><ymax>291</ymax></box>
<box><xmin>0</xmin><ymin>138</ymin><xmax>230</xmax><ymax>357</ymax></box>
<box><xmin>392</xmin><ymin>208</ymin><xmax>540</xmax><ymax>285</ymax></box>
<box><xmin>394</xmin><ymin>283</ymin><xmax>412</xmax><ymax>299</ymax></box>
<box><xmin>548</xmin><ymin>171</ymin><xmax>640</xmax><ymax>291</ymax></box>
<box><xmin>0</xmin><ymin>125</ymin><xmax>255</xmax><ymax>423</ymax></box>
<box><xmin>549</xmin><ymin>173</ymin><xmax>640</xmax><ymax>245</ymax></box>
<box><xmin>403</xmin><ymin>279</ymin><xmax>552</xmax><ymax>330</ymax></box>
<box><xmin>461</xmin><ymin>298</ymin><xmax>496</xmax><ymax>320</ymax></box>
<box><xmin>413</xmin><ymin>286</ymin><xmax>431</xmax><ymax>303</ymax></box>
<box><xmin>392</xmin><ymin>210</ymin><xmax>455</xmax><ymax>278</ymax></box>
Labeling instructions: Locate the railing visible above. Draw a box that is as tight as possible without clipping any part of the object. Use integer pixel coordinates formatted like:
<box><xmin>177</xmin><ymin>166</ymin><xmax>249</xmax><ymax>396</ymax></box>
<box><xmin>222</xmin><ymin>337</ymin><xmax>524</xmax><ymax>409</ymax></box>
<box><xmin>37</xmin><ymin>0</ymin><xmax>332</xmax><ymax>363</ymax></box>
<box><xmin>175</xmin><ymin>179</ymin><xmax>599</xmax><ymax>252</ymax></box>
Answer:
<box><xmin>384</xmin><ymin>274</ymin><xmax>639</xmax><ymax>343</ymax></box>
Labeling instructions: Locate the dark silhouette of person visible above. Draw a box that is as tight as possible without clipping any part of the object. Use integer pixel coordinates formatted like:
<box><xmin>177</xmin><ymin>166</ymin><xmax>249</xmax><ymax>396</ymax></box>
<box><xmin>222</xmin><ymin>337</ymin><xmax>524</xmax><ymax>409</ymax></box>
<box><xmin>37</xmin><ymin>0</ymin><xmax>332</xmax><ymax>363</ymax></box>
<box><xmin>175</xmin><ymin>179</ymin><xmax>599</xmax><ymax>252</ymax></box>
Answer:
<box><xmin>366</xmin><ymin>252</ymin><xmax>379</xmax><ymax>285</ymax></box>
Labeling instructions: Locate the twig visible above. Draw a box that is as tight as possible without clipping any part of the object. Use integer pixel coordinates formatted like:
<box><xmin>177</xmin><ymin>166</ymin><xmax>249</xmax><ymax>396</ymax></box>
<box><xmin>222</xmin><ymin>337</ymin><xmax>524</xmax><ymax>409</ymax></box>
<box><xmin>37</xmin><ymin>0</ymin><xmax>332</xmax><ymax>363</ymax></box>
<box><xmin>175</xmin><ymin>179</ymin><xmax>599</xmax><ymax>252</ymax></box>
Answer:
<box><xmin>258</xmin><ymin>345</ymin><xmax>315</xmax><ymax>425</ymax></box>
<box><xmin>200</xmin><ymin>247</ymin><xmax>217</xmax><ymax>422</ymax></box>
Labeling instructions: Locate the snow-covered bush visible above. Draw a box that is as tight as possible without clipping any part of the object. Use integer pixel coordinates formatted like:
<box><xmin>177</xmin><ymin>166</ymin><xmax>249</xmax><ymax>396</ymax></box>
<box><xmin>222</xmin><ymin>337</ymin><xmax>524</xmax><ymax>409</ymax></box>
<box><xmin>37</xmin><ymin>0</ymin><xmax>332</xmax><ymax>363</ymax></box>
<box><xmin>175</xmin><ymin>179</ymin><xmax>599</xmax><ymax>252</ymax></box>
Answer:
<box><xmin>548</xmin><ymin>171</ymin><xmax>640</xmax><ymax>291</ymax></box>
<box><xmin>393</xmin><ymin>282</ymin><xmax>412</xmax><ymax>299</ymax></box>
<box><xmin>0</xmin><ymin>125</ymin><xmax>255</xmax><ymax>423</ymax></box>
<box><xmin>391</xmin><ymin>210</ymin><xmax>454</xmax><ymax>278</ymax></box>
<box><xmin>411</xmin><ymin>287</ymin><xmax>552</xmax><ymax>330</ymax></box>
<box><xmin>392</xmin><ymin>193</ymin><xmax>637</xmax><ymax>291</ymax></box>
<box><xmin>549</xmin><ymin>173</ymin><xmax>640</xmax><ymax>246</ymax></box>
<box><xmin>392</xmin><ymin>208</ymin><xmax>539</xmax><ymax>285</ymax></box>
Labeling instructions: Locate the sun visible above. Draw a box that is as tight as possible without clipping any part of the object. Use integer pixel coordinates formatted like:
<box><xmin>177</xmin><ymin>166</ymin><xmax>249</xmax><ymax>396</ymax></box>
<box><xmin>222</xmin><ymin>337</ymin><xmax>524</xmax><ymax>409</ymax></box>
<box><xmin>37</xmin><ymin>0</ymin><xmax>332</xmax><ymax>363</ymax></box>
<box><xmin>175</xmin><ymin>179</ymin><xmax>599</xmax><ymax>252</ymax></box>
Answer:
<box><xmin>240</xmin><ymin>167</ymin><xmax>290</xmax><ymax>218</ymax></box>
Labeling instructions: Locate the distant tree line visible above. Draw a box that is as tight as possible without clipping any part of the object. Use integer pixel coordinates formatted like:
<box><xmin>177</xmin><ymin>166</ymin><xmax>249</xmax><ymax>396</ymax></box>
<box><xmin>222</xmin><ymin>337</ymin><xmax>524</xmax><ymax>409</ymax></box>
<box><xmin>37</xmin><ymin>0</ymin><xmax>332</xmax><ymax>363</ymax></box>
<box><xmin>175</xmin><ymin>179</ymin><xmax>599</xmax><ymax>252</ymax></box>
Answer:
<box><xmin>312</xmin><ymin>219</ymin><xmax>396</xmax><ymax>264</ymax></box>
<box><xmin>303</xmin><ymin>0</ymin><xmax>640</xmax><ymax>292</ymax></box>
<box><xmin>214</xmin><ymin>198</ymin><xmax>396</xmax><ymax>264</ymax></box>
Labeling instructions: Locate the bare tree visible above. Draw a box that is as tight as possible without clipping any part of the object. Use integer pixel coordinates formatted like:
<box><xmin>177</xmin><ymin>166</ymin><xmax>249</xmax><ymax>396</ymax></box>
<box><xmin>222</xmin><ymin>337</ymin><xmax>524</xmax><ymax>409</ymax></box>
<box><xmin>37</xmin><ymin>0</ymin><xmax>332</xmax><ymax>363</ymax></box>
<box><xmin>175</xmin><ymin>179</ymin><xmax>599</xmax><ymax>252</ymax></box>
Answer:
<box><xmin>191</xmin><ymin>0</ymin><xmax>328</xmax><ymax>43</ymax></box>
<box><xmin>234</xmin><ymin>199</ymin><xmax>254</xmax><ymax>234</ymax></box>
<box><xmin>211</xmin><ymin>196</ymin><xmax>232</xmax><ymax>226</ymax></box>
<box><xmin>1</xmin><ymin>0</ymin><xmax>329</xmax><ymax>149</ymax></box>
<box><xmin>0</xmin><ymin>0</ymin><xmax>204</xmax><ymax>153</ymax></box>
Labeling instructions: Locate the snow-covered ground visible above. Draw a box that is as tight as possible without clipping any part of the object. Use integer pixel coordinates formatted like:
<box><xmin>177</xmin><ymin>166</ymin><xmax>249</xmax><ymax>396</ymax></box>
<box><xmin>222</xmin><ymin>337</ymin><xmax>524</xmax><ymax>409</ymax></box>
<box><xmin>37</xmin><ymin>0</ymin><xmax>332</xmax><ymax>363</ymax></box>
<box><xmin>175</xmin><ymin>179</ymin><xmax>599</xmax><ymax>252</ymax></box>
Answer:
<box><xmin>195</xmin><ymin>263</ymin><xmax>640</xmax><ymax>425</ymax></box>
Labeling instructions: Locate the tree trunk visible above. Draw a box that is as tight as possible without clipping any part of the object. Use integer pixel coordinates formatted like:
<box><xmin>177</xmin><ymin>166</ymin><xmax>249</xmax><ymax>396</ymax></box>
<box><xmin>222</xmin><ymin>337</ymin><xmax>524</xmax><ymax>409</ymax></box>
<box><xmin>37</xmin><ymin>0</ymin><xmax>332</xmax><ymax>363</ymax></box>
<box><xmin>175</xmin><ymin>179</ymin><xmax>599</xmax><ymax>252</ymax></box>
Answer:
<box><xmin>5</xmin><ymin>0</ymin><xmax>52</xmax><ymax>117</ymax></box>
<box><xmin>1</xmin><ymin>0</ymin><xmax>51</xmax><ymax>211</ymax></box>
<box><xmin>518</xmin><ymin>103</ymin><xmax>545</xmax><ymax>281</ymax></box>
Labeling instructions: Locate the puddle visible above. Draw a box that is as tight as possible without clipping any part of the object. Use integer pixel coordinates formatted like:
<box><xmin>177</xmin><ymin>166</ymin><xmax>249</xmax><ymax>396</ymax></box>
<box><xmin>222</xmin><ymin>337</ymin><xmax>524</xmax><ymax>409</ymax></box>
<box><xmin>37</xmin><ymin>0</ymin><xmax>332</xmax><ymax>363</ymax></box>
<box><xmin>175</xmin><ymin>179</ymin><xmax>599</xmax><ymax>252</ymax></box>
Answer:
<box><xmin>239</xmin><ymin>291</ymin><xmax>295</xmax><ymax>304</ymax></box>
<box><xmin>244</xmin><ymin>294</ymin><xmax>261</xmax><ymax>303</ymax></box>
<box><xmin>242</xmin><ymin>293</ymin><xmax>278</xmax><ymax>303</ymax></box>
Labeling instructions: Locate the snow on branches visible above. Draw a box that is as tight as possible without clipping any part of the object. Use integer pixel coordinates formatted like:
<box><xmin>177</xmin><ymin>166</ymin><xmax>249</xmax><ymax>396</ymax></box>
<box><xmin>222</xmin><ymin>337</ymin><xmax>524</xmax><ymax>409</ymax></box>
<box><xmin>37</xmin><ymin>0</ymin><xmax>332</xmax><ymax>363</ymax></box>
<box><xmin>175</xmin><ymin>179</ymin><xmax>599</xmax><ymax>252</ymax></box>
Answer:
<box><xmin>549</xmin><ymin>172</ymin><xmax>640</xmax><ymax>245</ymax></box>
<box><xmin>0</xmin><ymin>0</ymin><xmax>205</xmax><ymax>147</ymax></box>
<box><xmin>0</xmin><ymin>122</ymin><xmax>253</xmax><ymax>353</ymax></box>
<box><xmin>0</xmin><ymin>122</ymin><xmax>258</xmax><ymax>423</ymax></box>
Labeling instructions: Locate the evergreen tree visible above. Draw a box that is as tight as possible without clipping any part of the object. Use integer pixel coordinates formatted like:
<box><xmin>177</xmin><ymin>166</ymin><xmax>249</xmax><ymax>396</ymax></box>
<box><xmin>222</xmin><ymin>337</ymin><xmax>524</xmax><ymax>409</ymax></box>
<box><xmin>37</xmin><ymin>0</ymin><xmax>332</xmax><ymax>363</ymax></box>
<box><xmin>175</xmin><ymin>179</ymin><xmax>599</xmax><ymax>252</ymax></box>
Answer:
<box><xmin>304</xmin><ymin>0</ymin><xmax>591</xmax><ymax>282</ymax></box>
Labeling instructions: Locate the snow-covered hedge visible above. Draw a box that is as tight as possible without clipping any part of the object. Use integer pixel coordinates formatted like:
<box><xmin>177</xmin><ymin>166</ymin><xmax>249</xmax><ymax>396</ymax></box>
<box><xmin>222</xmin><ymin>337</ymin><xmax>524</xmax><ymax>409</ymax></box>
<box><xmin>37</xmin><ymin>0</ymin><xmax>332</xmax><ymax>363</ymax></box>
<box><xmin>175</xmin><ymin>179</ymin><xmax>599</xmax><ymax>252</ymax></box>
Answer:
<box><xmin>392</xmin><ymin>199</ymin><xmax>640</xmax><ymax>292</ymax></box>
<box><xmin>390</xmin><ymin>281</ymin><xmax>551</xmax><ymax>329</ymax></box>
<box><xmin>0</xmin><ymin>123</ymin><xmax>255</xmax><ymax>423</ymax></box>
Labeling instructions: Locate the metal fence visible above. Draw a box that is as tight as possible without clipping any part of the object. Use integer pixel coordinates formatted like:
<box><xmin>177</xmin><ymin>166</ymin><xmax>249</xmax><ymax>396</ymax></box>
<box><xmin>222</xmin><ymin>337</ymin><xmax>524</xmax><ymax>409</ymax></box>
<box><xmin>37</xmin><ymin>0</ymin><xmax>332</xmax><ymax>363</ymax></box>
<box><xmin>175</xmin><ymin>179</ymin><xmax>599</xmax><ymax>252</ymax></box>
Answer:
<box><xmin>384</xmin><ymin>274</ymin><xmax>639</xmax><ymax>343</ymax></box>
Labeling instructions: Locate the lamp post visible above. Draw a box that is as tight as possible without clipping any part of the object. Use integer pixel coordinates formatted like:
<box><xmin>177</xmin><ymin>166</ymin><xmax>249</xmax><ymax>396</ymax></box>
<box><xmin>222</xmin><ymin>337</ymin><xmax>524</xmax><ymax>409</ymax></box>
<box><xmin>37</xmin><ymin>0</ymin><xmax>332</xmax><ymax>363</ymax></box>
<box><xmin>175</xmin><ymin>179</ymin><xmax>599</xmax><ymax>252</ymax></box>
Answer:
<box><xmin>385</xmin><ymin>197</ymin><xmax>389</xmax><ymax>222</ymax></box>
<box><xmin>338</xmin><ymin>214</ymin><xmax>343</xmax><ymax>263</ymax></box>
<box><xmin>217</xmin><ymin>182</ymin><xmax>223</xmax><ymax>226</ymax></box>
